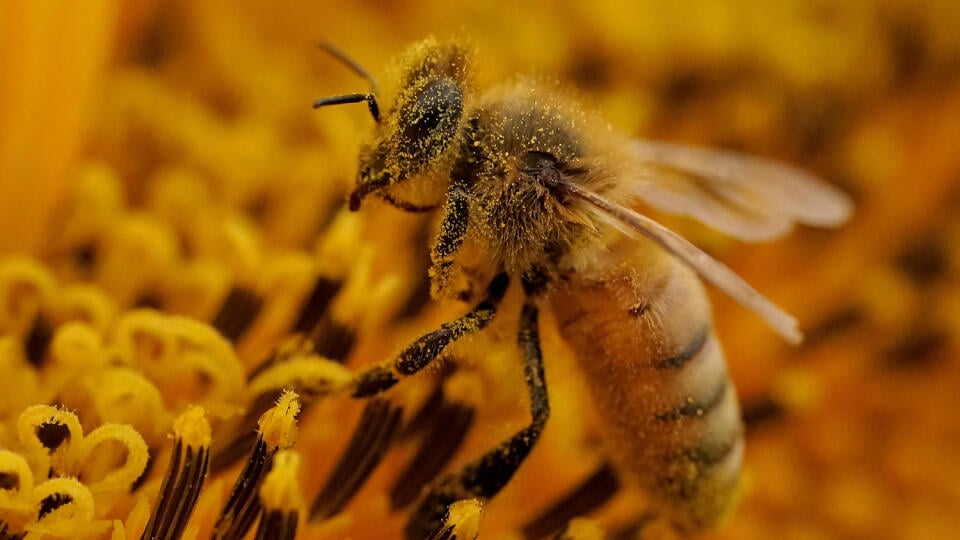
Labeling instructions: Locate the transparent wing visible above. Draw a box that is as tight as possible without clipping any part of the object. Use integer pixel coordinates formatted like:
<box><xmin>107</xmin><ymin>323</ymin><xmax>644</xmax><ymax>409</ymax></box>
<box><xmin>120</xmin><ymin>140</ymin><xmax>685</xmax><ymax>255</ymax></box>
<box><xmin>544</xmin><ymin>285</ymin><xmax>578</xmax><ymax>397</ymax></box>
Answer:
<box><xmin>630</xmin><ymin>140</ymin><xmax>853</xmax><ymax>242</ymax></box>
<box><xmin>559</xmin><ymin>181</ymin><xmax>803</xmax><ymax>344</ymax></box>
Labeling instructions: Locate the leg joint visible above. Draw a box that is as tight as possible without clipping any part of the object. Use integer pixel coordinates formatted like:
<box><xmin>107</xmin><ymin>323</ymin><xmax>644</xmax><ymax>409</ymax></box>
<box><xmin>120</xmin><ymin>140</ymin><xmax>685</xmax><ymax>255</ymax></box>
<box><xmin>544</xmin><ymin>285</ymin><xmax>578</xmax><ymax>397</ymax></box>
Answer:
<box><xmin>352</xmin><ymin>365</ymin><xmax>399</xmax><ymax>398</ymax></box>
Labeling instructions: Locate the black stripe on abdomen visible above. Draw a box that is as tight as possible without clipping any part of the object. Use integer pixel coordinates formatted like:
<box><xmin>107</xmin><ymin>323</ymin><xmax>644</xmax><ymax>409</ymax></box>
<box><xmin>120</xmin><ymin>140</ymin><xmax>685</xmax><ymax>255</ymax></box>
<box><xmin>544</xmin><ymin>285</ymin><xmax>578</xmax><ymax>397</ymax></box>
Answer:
<box><xmin>654</xmin><ymin>326</ymin><xmax>710</xmax><ymax>370</ymax></box>
<box><xmin>655</xmin><ymin>378</ymin><xmax>729</xmax><ymax>422</ymax></box>
<box><xmin>675</xmin><ymin>425</ymin><xmax>743</xmax><ymax>467</ymax></box>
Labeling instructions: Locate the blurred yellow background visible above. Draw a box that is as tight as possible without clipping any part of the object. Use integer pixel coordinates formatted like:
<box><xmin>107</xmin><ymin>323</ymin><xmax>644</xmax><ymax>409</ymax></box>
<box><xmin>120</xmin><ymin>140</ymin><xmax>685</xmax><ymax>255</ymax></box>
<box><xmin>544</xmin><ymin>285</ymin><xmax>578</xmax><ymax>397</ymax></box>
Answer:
<box><xmin>1</xmin><ymin>1</ymin><xmax>959</xmax><ymax>539</ymax></box>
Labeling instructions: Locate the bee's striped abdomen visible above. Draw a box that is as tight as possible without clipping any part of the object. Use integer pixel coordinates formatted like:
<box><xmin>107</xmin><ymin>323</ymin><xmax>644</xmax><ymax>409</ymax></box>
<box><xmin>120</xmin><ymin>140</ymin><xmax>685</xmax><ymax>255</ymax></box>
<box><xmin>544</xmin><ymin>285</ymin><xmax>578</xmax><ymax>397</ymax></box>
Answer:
<box><xmin>551</xmin><ymin>253</ymin><xmax>744</xmax><ymax>530</ymax></box>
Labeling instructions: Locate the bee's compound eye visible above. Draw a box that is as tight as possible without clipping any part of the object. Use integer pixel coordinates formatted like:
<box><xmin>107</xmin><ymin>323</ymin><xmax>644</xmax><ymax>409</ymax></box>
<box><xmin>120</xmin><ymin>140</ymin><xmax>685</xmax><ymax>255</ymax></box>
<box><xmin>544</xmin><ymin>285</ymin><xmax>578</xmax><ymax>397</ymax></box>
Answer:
<box><xmin>401</xmin><ymin>78</ymin><xmax>463</xmax><ymax>143</ymax></box>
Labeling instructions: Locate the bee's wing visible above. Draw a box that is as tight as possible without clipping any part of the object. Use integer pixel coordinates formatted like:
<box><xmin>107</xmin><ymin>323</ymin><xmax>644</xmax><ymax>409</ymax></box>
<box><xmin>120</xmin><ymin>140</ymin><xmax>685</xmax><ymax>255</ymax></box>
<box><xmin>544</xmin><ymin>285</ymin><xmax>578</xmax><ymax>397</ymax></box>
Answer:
<box><xmin>629</xmin><ymin>140</ymin><xmax>853</xmax><ymax>242</ymax></box>
<box><xmin>560</xmin><ymin>181</ymin><xmax>802</xmax><ymax>344</ymax></box>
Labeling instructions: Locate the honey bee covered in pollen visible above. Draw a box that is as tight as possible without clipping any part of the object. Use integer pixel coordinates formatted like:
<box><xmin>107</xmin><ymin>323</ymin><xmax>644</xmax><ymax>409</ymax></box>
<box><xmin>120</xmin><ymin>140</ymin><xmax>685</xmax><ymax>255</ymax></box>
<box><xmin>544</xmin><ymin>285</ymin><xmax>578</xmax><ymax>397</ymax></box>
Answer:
<box><xmin>313</xmin><ymin>36</ymin><xmax>852</xmax><ymax>536</ymax></box>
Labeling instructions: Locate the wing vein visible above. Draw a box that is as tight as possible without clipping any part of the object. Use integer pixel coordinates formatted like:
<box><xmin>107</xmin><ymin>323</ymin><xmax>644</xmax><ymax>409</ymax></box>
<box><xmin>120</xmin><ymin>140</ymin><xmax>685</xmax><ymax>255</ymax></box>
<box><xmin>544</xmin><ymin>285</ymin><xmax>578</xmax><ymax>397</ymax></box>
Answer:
<box><xmin>629</xmin><ymin>140</ymin><xmax>853</xmax><ymax>241</ymax></box>
<box><xmin>559</xmin><ymin>181</ymin><xmax>802</xmax><ymax>344</ymax></box>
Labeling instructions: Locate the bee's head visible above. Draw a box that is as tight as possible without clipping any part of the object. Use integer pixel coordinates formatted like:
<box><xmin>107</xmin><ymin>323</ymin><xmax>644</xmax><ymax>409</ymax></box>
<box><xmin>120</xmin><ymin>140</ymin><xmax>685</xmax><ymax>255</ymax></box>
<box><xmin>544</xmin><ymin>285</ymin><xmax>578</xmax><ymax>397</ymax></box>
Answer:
<box><xmin>314</xmin><ymin>38</ymin><xmax>471</xmax><ymax>211</ymax></box>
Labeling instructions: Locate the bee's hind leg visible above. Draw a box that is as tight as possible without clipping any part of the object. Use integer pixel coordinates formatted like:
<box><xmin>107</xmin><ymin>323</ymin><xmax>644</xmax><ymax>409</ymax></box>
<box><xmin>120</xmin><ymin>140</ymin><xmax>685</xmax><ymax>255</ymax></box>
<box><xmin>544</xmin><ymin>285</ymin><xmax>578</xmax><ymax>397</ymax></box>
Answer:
<box><xmin>406</xmin><ymin>283</ymin><xmax>550</xmax><ymax>539</ymax></box>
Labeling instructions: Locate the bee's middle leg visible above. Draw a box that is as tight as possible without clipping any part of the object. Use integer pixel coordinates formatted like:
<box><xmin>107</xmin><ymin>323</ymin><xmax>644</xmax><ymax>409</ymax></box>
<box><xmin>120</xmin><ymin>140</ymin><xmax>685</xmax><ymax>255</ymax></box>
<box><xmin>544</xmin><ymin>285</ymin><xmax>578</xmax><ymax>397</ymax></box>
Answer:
<box><xmin>405</xmin><ymin>288</ymin><xmax>550</xmax><ymax>539</ymax></box>
<box><xmin>306</xmin><ymin>273</ymin><xmax>509</xmax><ymax>523</ymax></box>
<box><xmin>350</xmin><ymin>272</ymin><xmax>509</xmax><ymax>397</ymax></box>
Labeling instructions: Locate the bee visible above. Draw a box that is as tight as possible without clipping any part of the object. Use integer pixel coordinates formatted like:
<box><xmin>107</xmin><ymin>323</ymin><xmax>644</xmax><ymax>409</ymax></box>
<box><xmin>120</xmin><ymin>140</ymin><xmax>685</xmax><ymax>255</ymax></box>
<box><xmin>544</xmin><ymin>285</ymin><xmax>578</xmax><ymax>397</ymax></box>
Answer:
<box><xmin>313</xmin><ymin>37</ymin><xmax>852</xmax><ymax>537</ymax></box>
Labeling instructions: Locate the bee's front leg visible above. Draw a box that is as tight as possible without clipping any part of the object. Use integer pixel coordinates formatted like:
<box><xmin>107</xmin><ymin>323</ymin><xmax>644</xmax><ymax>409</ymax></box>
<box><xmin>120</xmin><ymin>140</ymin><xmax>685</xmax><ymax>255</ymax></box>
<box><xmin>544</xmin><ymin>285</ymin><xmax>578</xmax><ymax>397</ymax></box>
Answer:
<box><xmin>429</xmin><ymin>177</ymin><xmax>470</xmax><ymax>299</ymax></box>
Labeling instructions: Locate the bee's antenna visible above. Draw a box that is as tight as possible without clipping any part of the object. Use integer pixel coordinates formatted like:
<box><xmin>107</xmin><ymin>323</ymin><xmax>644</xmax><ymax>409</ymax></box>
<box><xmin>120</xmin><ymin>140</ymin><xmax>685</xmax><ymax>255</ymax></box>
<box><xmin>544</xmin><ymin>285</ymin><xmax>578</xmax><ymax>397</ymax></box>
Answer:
<box><xmin>313</xmin><ymin>93</ymin><xmax>380</xmax><ymax>123</ymax></box>
<box><xmin>314</xmin><ymin>41</ymin><xmax>381</xmax><ymax>123</ymax></box>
